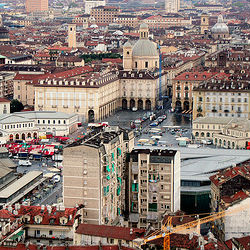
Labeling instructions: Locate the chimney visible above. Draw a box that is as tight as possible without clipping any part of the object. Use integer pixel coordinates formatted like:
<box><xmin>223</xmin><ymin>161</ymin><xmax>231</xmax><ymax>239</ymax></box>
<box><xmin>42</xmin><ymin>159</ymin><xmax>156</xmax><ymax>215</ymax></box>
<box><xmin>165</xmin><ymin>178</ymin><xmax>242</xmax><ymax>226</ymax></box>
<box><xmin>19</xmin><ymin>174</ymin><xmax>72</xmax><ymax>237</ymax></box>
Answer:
<box><xmin>41</xmin><ymin>205</ymin><xmax>45</xmax><ymax>212</ymax></box>
<box><xmin>8</xmin><ymin>205</ymin><xmax>13</xmax><ymax>213</ymax></box>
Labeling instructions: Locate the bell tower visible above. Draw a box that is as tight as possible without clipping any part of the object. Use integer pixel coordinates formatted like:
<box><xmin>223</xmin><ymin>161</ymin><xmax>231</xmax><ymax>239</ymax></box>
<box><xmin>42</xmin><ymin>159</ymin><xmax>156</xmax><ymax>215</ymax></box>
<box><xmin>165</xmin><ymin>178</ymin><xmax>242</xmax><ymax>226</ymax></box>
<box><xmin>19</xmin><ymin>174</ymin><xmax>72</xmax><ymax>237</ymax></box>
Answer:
<box><xmin>68</xmin><ymin>24</ymin><xmax>76</xmax><ymax>48</ymax></box>
<box><xmin>123</xmin><ymin>41</ymin><xmax>132</xmax><ymax>70</ymax></box>
<box><xmin>200</xmin><ymin>13</ymin><xmax>209</xmax><ymax>35</ymax></box>
<box><xmin>139</xmin><ymin>23</ymin><xmax>149</xmax><ymax>40</ymax></box>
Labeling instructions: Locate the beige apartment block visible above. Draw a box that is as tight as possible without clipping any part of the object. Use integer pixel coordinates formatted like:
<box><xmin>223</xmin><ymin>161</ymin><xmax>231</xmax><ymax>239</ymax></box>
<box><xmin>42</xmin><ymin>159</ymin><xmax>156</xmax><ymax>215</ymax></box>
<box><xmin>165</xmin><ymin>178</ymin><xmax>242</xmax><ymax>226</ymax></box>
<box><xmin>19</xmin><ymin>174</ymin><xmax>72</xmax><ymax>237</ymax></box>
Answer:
<box><xmin>127</xmin><ymin>148</ymin><xmax>180</xmax><ymax>229</ymax></box>
<box><xmin>26</xmin><ymin>0</ymin><xmax>48</xmax><ymax>12</ymax></box>
<box><xmin>172</xmin><ymin>71</ymin><xmax>217</xmax><ymax>111</ymax></box>
<box><xmin>193</xmin><ymin>80</ymin><xmax>250</xmax><ymax>120</ymax></box>
<box><xmin>34</xmin><ymin>72</ymin><xmax>119</xmax><ymax>123</ymax></box>
<box><xmin>63</xmin><ymin>127</ymin><xmax>134</xmax><ymax>225</ymax></box>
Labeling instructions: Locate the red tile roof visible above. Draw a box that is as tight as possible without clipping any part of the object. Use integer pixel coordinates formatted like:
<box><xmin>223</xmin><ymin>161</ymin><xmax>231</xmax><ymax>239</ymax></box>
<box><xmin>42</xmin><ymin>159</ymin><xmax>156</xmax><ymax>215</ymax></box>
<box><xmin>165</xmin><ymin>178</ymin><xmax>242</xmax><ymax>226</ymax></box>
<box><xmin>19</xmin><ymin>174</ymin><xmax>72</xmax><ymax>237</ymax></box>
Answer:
<box><xmin>0</xmin><ymin>244</ymin><xmax>135</xmax><ymax>250</ymax></box>
<box><xmin>85</xmin><ymin>41</ymin><xmax>99</xmax><ymax>46</ymax></box>
<box><xmin>102</xmin><ymin>58</ymin><xmax>122</xmax><ymax>64</ymax></box>
<box><xmin>149</xmin><ymin>233</ymin><xmax>228</xmax><ymax>250</ymax></box>
<box><xmin>234</xmin><ymin>236</ymin><xmax>250</xmax><ymax>249</ymax></box>
<box><xmin>76</xmin><ymin>224</ymin><xmax>145</xmax><ymax>241</ymax></box>
<box><xmin>0</xmin><ymin>209</ymin><xmax>17</xmax><ymax>221</ymax></box>
<box><xmin>210</xmin><ymin>165</ymin><xmax>250</xmax><ymax>187</ymax></box>
<box><xmin>174</xmin><ymin>72</ymin><xmax>216</xmax><ymax>81</ymax></box>
<box><xmin>17</xmin><ymin>205</ymin><xmax>78</xmax><ymax>226</ymax></box>
<box><xmin>0</xmin><ymin>97</ymin><xmax>10</xmax><ymax>103</ymax></box>
<box><xmin>222</xmin><ymin>190</ymin><xmax>249</xmax><ymax>205</ymax></box>
<box><xmin>162</xmin><ymin>210</ymin><xmax>196</xmax><ymax>226</ymax></box>
<box><xmin>14</xmin><ymin>73</ymin><xmax>45</xmax><ymax>81</ymax></box>
<box><xmin>47</xmin><ymin>46</ymin><xmax>72</xmax><ymax>51</ymax></box>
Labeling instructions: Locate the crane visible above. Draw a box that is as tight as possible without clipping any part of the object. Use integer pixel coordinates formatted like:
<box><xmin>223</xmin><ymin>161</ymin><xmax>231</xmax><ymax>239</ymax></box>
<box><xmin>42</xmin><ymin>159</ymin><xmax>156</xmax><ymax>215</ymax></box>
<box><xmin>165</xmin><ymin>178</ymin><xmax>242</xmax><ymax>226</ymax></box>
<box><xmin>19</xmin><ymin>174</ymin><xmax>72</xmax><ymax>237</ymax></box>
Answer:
<box><xmin>137</xmin><ymin>204</ymin><xmax>248</xmax><ymax>250</ymax></box>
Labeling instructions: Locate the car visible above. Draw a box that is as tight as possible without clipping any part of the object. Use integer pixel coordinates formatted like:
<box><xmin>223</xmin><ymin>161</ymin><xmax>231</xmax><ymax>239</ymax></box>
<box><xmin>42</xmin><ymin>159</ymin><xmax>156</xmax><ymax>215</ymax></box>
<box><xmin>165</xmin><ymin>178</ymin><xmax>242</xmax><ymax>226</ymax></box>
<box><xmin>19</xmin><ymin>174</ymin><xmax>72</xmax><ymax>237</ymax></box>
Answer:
<box><xmin>150</xmin><ymin>122</ymin><xmax>158</xmax><ymax>127</ymax></box>
<box><xmin>132</xmin><ymin>107</ymin><xmax>137</xmax><ymax>112</ymax></box>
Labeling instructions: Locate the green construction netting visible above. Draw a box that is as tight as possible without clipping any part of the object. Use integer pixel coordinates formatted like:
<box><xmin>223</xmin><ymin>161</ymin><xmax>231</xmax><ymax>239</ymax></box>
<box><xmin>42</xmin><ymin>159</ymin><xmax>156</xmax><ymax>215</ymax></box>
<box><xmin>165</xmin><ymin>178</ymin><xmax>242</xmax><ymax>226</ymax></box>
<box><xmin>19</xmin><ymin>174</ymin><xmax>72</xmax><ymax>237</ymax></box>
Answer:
<box><xmin>106</xmin><ymin>165</ymin><xmax>110</xmax><ymax>172</ymax></box>
<box><xmin>112</xmin><ymin>163</ymin><xmax>115</xmax><ymax>173</ymax></box>
<box><xmin>10</xmin><ymin>230</ymin><xmax>24</xmax><ymax>240</ymax></box>
<box><xmin>117</xmin><ymin>186</ymin><xmax>121</xmax><ymax>196</ymax></box>
<box><xmin>117</xmin><ymin>177</ymin><xmax>122</xmax><ymax>185</ymax></box>
<box><xmin>117</xmin><ymin>147</ymin><xmax>122</xmax><ymax>156</ymax></box>
<box><xmin>107</xmin><ymin>175</ymin><xmax>111</xmax><ymax>180</ymax></box>
<box><xmin>117</xmin><ymin>207</ymin><xmax>121</xmax><ymax>215</ymax></box>
<box><xmin>132</xmin><ymin>183</ymin><xmax>138</xmax><ymax>192</ymax></box>
<box><xmin>111</xmin><ymin>152</ymin><xmax>114</xmax><ymax>161</ymax></box>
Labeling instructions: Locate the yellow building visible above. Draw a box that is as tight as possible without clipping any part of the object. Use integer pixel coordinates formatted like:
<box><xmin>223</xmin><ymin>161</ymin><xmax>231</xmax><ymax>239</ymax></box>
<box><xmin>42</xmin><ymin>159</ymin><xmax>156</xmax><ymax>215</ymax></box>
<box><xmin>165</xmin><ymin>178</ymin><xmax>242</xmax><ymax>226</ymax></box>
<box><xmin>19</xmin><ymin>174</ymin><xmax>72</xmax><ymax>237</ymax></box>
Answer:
<box><xmin>34</xmin><ymin>72</ymin><xmax>119</xmax><ymax>122</ymax></box>
<box><xmin>193</xmin><ymin>80</ymin><xmax>250</xmax><ymax>120</ymax></box>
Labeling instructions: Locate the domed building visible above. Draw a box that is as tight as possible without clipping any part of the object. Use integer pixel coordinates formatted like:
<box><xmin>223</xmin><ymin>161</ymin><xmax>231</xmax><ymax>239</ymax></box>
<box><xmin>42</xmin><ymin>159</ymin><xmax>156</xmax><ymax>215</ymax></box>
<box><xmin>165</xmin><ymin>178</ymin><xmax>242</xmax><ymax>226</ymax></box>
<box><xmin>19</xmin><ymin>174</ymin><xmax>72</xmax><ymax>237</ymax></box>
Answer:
<box><xmin>211</xmin><ymin>15</ymin><xmax>229</xmax><ymax>40</ymax></box>
<box><xmin>123</xmin><ymin>23</ymin><xmax>159</xmax><ymax>70</ymax></box>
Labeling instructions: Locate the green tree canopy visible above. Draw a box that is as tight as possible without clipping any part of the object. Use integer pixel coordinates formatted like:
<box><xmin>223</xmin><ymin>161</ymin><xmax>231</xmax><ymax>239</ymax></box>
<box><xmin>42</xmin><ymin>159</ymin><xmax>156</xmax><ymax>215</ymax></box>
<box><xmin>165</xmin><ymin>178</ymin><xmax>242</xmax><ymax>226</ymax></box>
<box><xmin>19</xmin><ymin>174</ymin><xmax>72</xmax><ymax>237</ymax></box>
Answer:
<box><xmin>10</xmin><ymin>99</ymin><xmax>24</xmax><ymax>113</ymax></box>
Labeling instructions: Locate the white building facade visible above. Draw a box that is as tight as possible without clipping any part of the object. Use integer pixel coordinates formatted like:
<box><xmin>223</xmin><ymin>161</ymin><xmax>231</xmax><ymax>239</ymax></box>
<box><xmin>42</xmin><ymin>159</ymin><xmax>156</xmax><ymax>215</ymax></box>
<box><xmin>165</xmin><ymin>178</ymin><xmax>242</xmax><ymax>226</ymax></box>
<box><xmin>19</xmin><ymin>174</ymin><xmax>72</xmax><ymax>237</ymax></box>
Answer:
<box><xmin>85</xmin><ymin>0</ymin><xmax>105</xmax><ymax>14</ymax></box>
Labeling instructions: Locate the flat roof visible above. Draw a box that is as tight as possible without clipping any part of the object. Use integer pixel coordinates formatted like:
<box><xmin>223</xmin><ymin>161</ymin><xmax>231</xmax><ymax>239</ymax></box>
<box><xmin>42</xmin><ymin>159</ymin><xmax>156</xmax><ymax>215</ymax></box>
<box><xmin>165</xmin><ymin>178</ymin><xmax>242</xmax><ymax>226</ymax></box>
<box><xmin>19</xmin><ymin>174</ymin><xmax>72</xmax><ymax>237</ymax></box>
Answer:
<box><xmin>0</xmin><ymin>171</ymin><xmax>42</xmax><ymax>198</ymax></box>
<box><xmin>134</xmin><ymin>146</ymin><xmax>250</xmax><ymax>182</ymax></box>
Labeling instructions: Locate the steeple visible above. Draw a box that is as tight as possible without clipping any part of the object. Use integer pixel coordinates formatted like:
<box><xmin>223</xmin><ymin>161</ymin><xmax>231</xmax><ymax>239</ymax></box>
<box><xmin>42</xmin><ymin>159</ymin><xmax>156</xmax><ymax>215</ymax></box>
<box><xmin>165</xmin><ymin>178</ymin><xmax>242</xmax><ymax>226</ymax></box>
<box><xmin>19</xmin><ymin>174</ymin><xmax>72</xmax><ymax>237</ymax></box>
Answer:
<box><xmin>139</xmin><ymin>23</ymin><xmax>149</xmax><ymax>40</ymax></box>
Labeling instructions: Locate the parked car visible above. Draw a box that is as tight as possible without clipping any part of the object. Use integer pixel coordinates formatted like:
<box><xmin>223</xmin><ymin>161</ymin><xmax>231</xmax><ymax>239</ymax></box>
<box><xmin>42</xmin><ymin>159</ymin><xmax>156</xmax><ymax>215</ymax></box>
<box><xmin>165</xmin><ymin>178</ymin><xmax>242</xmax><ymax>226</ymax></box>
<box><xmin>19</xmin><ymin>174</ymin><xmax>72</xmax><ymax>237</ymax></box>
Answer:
<box><xmin>19</xmin><ymin>160</ymin><xmax>32</xmax><ymax>166</ymax></box>
<box><xmin>150</xmin><ymin>122</ymin><xmax>158</xmax><ymax>127</ymax></box>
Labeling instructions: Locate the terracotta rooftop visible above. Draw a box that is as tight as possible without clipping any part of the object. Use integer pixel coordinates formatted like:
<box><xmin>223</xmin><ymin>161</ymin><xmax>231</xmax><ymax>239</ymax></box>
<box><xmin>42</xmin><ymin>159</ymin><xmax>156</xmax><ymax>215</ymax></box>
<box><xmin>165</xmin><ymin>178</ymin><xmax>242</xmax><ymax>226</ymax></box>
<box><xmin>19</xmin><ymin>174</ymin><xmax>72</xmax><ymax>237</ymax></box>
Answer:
<box><xmin>76</xmin><ymin>224</ymin><xmax>145</xmax><ymax>241</ymax></box>
<box><xmin>210</xmin><ymin>165</ymin><xmax>250</xmax><ymax>187</ymax></box>
<box><xmin>17</xmin><ymin>205</ymin><xmax>79</xmax><ymax>226</ymax></box>
<box><xmin>0</xmin><ymin>98</ymin><xmax>10</xmax><ymax>103</ymax></box>
<box><xmin>162</xmin><ymin>210</ymin><xmax>196</xmax><ymax>226</ymax></box>
<box><xmin>222</xmin><ymin>190</ymin><xmax>249</xmax><ymax>207</ymax></box>
<box><xmin>0</xmin><ymin>244</ymin><xmax>135</xmax><ymax>250</ymax></box>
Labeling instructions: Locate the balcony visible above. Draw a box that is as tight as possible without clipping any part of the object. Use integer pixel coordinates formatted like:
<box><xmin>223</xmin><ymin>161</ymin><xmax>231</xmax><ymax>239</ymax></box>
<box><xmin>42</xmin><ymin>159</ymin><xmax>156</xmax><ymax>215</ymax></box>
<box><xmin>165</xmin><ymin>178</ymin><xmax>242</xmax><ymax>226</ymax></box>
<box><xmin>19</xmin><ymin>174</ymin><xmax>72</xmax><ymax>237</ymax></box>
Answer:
<box><xmin>212</xmin><ymin>109</ymin><xmax>217</xmax><ymax>113</ymax></box>
<box><xmin>27</xmin><ymin>235</ymin><xmax>73</xmax><ymax>241</ymax></box>
<box><xmin>224</xmin><ymin>110</ymin><xmax>229</xmax><ymax>113</ymax></box>
<box><xmin>237</xmin><ymin>110</ymin><xmax>242</xmax><ymax>113</ymax></box>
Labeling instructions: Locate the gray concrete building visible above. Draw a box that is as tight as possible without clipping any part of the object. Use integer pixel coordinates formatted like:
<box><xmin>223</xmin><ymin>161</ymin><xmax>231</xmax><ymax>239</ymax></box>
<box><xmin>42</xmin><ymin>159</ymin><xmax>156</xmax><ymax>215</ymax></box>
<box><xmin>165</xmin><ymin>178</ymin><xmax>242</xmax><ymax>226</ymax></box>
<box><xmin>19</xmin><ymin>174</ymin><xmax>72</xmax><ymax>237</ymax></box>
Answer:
<box><xmin>126</xmin><ymin>148</ymin><xmax>180</xmax><ymax>229</ymax></box>
<box><xmin>63</xmin><ymin>126</ymin><xmax>134</xmax><ymax>225</ymax></box>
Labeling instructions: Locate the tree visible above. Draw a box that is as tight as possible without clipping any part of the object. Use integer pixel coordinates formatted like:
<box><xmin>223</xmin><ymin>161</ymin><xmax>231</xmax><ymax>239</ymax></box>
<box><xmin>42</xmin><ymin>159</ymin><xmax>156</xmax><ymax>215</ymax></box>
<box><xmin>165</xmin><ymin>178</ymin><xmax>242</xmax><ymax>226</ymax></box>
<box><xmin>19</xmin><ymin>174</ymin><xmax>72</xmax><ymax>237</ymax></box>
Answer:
<box><xmin>10</xmin><ymin>99</ymin><xmax>24</xmax><ymax>113</ymax></box>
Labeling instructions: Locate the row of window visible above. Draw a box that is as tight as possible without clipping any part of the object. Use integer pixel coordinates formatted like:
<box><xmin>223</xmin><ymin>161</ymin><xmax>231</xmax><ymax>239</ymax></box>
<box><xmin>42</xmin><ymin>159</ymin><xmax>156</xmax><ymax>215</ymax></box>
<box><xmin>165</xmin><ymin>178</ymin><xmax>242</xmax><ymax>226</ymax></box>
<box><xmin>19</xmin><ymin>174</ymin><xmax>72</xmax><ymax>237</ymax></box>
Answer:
<box><xmin>4</xmin><ymin>123</ymin><xmax>33</xmax><ymax>130</ymax></box>
<box><xmin>37</xmin><ymin>120</ymin><xmax>66</xmax><ymax>125</ymax></box>
<box><xmin>200</xmin><ymin>97</ymin><xmax>248</xmax><ymax>103</ymax></box>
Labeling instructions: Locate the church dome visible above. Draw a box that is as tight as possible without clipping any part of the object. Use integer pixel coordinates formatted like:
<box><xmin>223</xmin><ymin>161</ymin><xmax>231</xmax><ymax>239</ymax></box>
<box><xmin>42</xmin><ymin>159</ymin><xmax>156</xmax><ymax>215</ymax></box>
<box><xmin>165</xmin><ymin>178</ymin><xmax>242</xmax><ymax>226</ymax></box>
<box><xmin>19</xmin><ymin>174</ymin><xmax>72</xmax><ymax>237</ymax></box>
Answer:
<box><xmin>132</xmin><ymin>39</ymin><xmax>158</xmax><ymax>57</ymax></box>
<box><xmin>140</xmin><ymin>23</ymin><xmax>148</xmax><ymax>29</ymax></box>
<box><xmin>123</xmin><ymin>41</ymin><xmax>132</xmax><ymax>47</ymax></box>
<box><xmin>211</xmin><ymin>15</ymin><xmax>229</xmax><ymax>34</ymax></box>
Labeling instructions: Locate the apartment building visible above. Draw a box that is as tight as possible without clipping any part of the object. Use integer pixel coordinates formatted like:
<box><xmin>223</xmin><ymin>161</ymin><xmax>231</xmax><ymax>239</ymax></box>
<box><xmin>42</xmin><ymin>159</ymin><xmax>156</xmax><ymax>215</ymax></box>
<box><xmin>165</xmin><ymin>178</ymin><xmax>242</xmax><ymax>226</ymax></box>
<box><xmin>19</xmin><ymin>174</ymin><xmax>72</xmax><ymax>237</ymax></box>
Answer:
<box><xmin>85</xmin><ymin>0</ymin><xmax>105</xmax><ymax>14</ymax></box>
<box><xmin>126</xmin><ymin>148</ymin><xmax>180</xmax><ymax>229</ymax></box>
<box><xmin>172</xmin><ymin>71</ymin><xmax>219</xmax><ymax>111</ymax></box>
<box><xmin>0</xmin><ymin>73</ymin><xmax>15</xmax><ymax>98</ymax></box>
<box><xmin>165</xmin><ymin>0</ymin><xmax>180</xmax><ymax>13</ymax></box>
<box><xmin>63</xmin><ymin>127</ymin><xmax>134</xmax><ymax>225</ymax></box>
<box><xmin>114</xmin><ymin>15</ymin><xmax>140</xmax><ymax>28</ymax></box>
<box><xmin>210</xmin><ymin>164</ymin><xmax>250</xmax><ymax>241</ymax></box>
<box><xmin>144</xmin><ymin>14</ymin><xmax>191</xmax><ymax>29</ymax></box>
<box><xmin>192</xmin><ymin>80</ymin><xmax>250</xmax><ymax>120</ymax></box>
<box><xmin>26</xmin><ymin>0</ymin><xmax>48</xmax><ymax>13</ymax></box>
<box><xmin>90</xmin><ymin>6</ymin><xmax>120</xmax><ymax>24</ymax></box>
